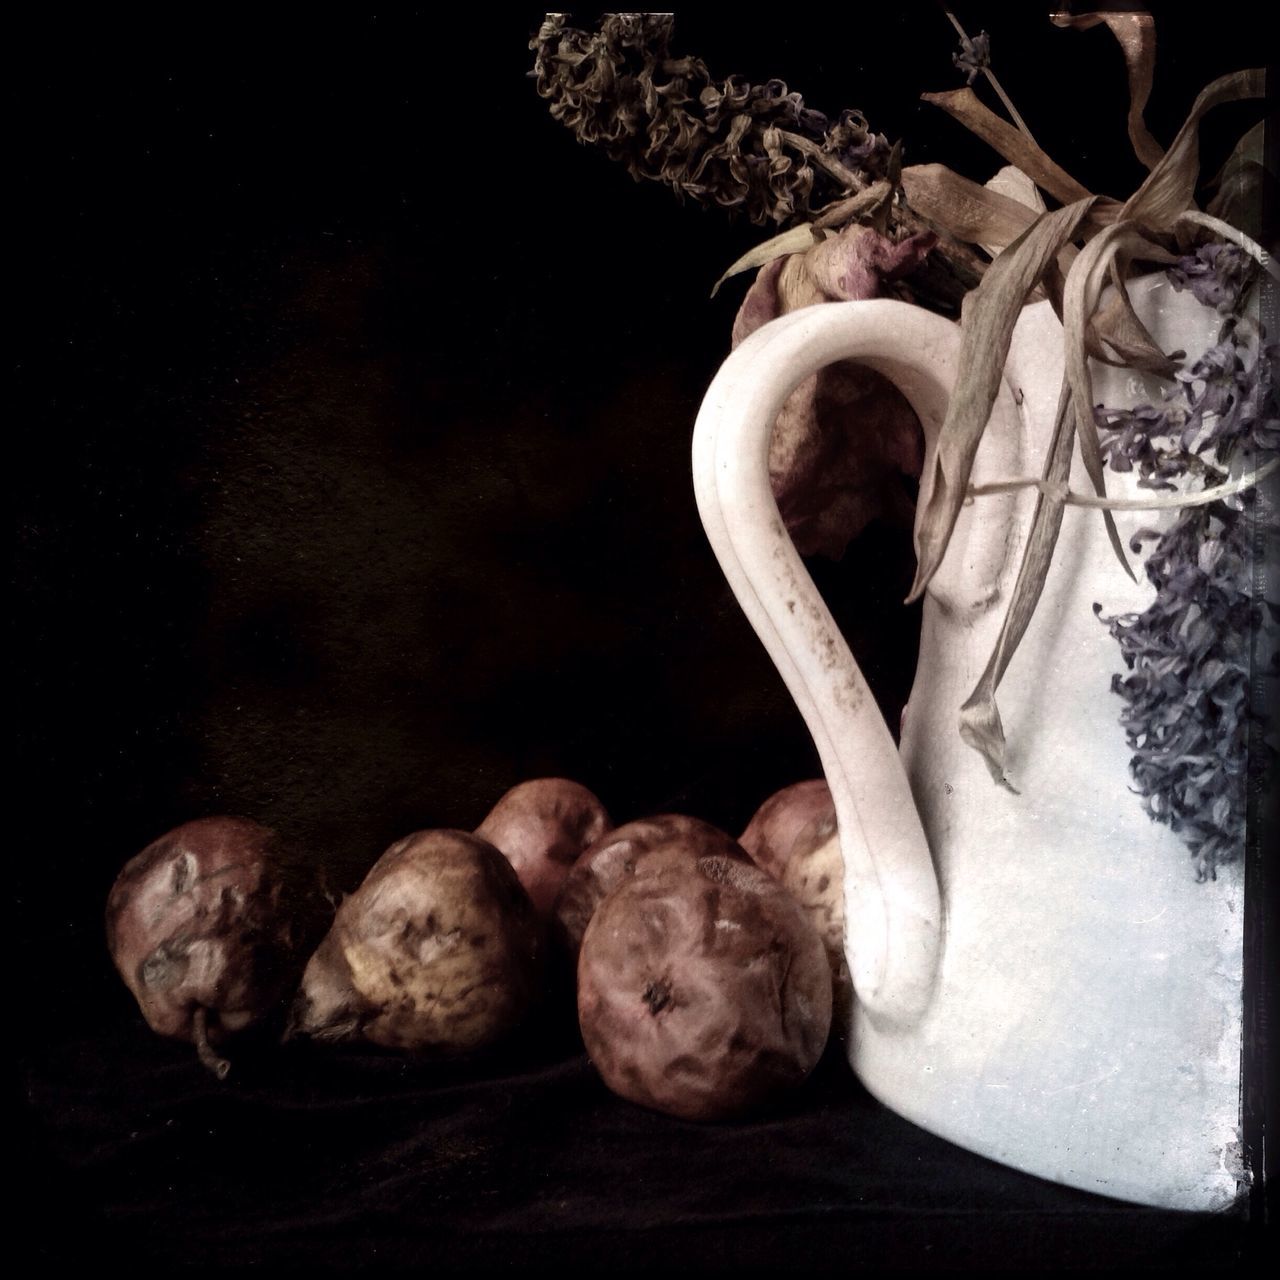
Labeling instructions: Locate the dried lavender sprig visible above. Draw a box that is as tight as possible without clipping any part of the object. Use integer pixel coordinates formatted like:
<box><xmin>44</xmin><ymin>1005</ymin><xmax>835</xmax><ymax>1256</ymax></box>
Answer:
<box><xmin>940</xmin><ymin>6</ymin><xmax>1039</xmax><ymax>146</ymax></box>
<box><xmin>952</xmin><ymin>30</ymin><xmax>991</xmax><ymax>86</ymax></box>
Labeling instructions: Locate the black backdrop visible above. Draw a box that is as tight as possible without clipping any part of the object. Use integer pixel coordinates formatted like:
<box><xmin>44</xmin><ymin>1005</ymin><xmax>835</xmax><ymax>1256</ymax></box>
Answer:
<box><xmin>13</xmin><ymin>4</ymin><xmax>1271</xmax><ymax>1271</ymax></box>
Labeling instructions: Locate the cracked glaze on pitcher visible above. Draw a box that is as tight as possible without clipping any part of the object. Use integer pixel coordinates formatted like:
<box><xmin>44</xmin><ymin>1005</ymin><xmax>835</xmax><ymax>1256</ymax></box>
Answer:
<box><xmin>692</xmin><ymin>274</ymin><xmax>1246</xmax><ymax>1210</ymax></box>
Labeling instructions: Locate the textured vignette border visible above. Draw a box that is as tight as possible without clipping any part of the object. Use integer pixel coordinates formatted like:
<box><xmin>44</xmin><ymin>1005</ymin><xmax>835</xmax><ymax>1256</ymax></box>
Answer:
<box><xmin>1240</xmin><ymin>107</ymin><xmax>1277</xmax><ymax>1225</ymax></box>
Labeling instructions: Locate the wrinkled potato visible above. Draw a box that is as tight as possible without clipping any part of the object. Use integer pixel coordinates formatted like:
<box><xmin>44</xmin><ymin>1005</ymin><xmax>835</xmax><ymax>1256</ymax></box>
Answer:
<box><xmin>552</xmin><ymin>814</ymin><xmax>749</xmax><ymax>959</ymax></box>
<box><xmin>288</xmin><ymin>829</ymin><xmax>541</xmax><ymax>1054</ymax></box>
<box><xmin>779</xmin><ymin>811</ymin><xmax>852</xmax><ymax>1040</ymax></box>
<box><xmin>474</xmin><ymin>777</ymin><xmax>611</xmax><ymax>917</ymax></box>
<box><xmin>738</xmin><ymin>779</ymin><xmax>833</xmax><ymax>881</ymax></box>
<box><xmin>105</xmin><ymin>816</ymin><xmax>323</xmax><ymax>1077</ymax></box>
<box><xmin>577</xmin><ymin>855</ymin><xmax>832</xmax><ymax>1121</ymax></box>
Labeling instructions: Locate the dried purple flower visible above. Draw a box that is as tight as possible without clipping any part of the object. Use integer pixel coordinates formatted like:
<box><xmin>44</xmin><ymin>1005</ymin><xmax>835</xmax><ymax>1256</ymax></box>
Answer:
<box><xmin>1095</xmin><ymin>401</ymin><xmax>1194</xmax><ymax>491</ymax></box>
<box><xmin>530</xmin><ymin>13</ymin><xmax>890</xmax><ymax>227</ymax></box>
<box><xmin>1177</xmin><ymin>318</ymin><xmax>1280</xmax><ymax>465</ymax></box>
<box><xmin>1097</xmin><ymin>504</ymin><xmax>1265</xmax><ymax>880</ymax></box>
<box><xmin>1168</xmin><ymin>242</ymin><xmax>1256</xmax><ymax>315</ymax></box>
<box><xmin>952</xmin><ymin>31</ymin><xmax>991</xmax><ymax>86</ymax></box>
<box><xmin>1098</xmin><ymin>261</ymin><xmax>1278</xmax><ymax>879</ymax></box>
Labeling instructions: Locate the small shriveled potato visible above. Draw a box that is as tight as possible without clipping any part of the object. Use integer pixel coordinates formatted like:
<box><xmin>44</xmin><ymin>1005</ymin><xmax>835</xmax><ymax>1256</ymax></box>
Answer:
<box><xmin>105</xmin><ymin>816</ymin><xmax>322</xmax><ymax>1078</ymax></box>
<box><xmin>738</xmin><ymin>779</ymin><xmax>834</xmax><ymax>880</ymax></box>
<box><xmin>288</xmin><ymin>830</ymin><xmax>541</xmax><ymax>1054</ymax></box>
<box><xmin>475</xmin><ymin>777</ymin><xmax>612</xmax><ymax>917</ymax></box>
<box><xmin>578</xmin><ymin>855</ymin><xmax>832</xmax><ymax>1121</ymax></box>
<box><xmin>779</xmin><ymin>811</ymin><xmax>852</xmax><ymax>1040</ymax></box>
<box><xmin>551</xmin><ymin>814</ymin><xmax>749</xmax><ymax>959</ymax></box>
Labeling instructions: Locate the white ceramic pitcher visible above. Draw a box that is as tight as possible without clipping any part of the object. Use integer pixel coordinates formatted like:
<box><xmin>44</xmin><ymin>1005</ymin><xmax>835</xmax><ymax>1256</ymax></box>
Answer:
<box><xmin>692</xmin><ymin>273</ymin><xmax>1248</xmax><ymax>1211</ymax></box>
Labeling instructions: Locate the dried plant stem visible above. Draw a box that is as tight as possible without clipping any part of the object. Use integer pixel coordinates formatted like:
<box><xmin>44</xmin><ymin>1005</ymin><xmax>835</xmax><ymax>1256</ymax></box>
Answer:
<box><xmin>193</xmin><ymin>1007</ymin><xmax>231</xmax><ymax>1080</ymax></box>
<box><xmin>968</xmin><ymin>457</ymin><xmax>1279</xmax><ymax>509</ymax></box>
<box><xmin>941</xmin><ymin>6</ymin><xmax>1040</xmax><ymax>147</ymax></box>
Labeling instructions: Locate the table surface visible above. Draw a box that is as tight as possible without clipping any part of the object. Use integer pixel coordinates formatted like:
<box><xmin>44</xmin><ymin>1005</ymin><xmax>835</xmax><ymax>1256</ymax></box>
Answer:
<box><xmin>20</xmin><ymin>1009</ymin><xmax>1259</xmax><ymax>1273</ymax></box>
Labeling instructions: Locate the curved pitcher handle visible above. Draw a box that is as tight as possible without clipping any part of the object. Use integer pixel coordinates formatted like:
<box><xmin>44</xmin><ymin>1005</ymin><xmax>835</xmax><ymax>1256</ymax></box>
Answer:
<box><xmin>692</xmin><ymin>299</ymin><xmax>1023</xmax><ymax>1026</ymax></box>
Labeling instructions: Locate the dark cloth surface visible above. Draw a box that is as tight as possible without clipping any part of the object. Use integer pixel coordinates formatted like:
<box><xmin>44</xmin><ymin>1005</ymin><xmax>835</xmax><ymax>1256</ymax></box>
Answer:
<box><xmin>22</xmin><ymin>1014</ymin><xmax>1253</xmax><ymax>1273</ymax></box>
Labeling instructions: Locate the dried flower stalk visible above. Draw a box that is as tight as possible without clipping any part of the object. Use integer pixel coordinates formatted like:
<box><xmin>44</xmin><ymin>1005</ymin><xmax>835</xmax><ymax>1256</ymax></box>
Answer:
<box><xmin>530</xmin><ymin>13</ymin><xmax>985</xmax><ymax>306</ymax></box>
<box><xmin>530</xmin><ymin>13</ymin><xmax>889</xmax><ymax>227</ymax></box>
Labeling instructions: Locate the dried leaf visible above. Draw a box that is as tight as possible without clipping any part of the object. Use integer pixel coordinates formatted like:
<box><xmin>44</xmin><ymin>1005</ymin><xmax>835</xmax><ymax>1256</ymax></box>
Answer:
<box><xmin>907</xmin><ymin>198</ymin><xmax>1097</xmax><ymax>603</ymax></box>
<box><xmin>901</xmin><ymin>163</ymin><xmax>1081</xmax><ymax>306</ymax></box>
<box><xmin>981</xmin><ymin>167</ymin><xmax>1057</xmax><ymax>282</ymax></box>
<box><xmin>959</xmin><ymin>379</ymin><xmax>1077</xmax><ymax>789</ymax></box>
<box><xmin>1051</xmin><ymin>9</ymin><xmax>1163</xmax><ymax>170</ymax></box>
<box><xmin>1042</xmin><ymin>246</ymin><xmax>1178</xmax><ymax>377</ymax></box>
<box><xmin>1062</xmin><ymin>220</ymin><xmax>1174</xmax><ymax>581</ymax></box>
<box><xmin>1121</xmin><ymin>68</ymin><xmax>1265</xmax><ymax>229</ymax></box>
<box><xmin>1208</xmin><ymin>119</ymin><xmax>1265</xmax><ymax>193</ymax></box>
<box><xmin>711</xmin><ymin>224</ymin><xmax>827</xmax><ymax>298</ymax></box>
<box><xmin>1206</xmin><ymin>120</ymin><xmax>1269</xmax><ymax>239</ymax></box>
<box><xmin>1091</xmin><ymin>239</ymin><xmax>1182</xmax><ymax>375</ymax></box>
<box><xmin>983</xmin><ymin>165</ymin><xmax>1046</xmax><ymax>213</ymax></box>
<box><xmin>920</xmin><ymin>86</ymin><xmax>1095</xmax><ymax>205</ymax></box>
<box><xmin>902</xmin><ymin>163</ymin><xmax>1040</xmax><ymax>251</ymax></box>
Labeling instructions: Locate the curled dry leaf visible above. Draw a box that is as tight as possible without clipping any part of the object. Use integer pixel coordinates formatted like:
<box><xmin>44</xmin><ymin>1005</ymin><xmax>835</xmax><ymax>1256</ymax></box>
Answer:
<box><xmin>981</xmin><ymin>164</ymin><xmax>1048</xmax><ymax>259</ymax></box>
<box><xmin>1121</xmin><ymin>68</ymin><xmax>1265</xmax><ymax>230</ymax></box>
<box><xmin>1089</xmin><ymin>247</ymin><xmax>1182</xmax><ymax>377</ymax></box>
<box><xmin>1206</xmin><ymin>121</ymin><xmax>1270</xmax><ymax>240</ymax></box>
<box><xmin>958</xmin><ymin>381</ymin><xmax>1077</xmax><ymax>790</ymax></box>
<box><xmin>984</xmin><ymin>165</ymin><xmax>1046</xmax><ymax>215</ymax></box>
<box><xmin>1062</xmin><ymin>222</ymin><xmax>1180</xmax><ymax>581</ymax></box>
<box><xmin>908</xmin><ymin>199</ymin><xmax>1097</xmax><ymax>603</ymax></box>
<box><xmin>1051</xmin><ymin>9</ymin><xmax>1162</xmax><ymax>171</ymax></box>
<box><xmin>732</xmin><ymin>221</ymin><xmax>936</xmax><ymax>558</ymax></box>
<box><xmin>711</xmin><ymin>224</ymin><xmax>828</xmax><ymax>299</ymax></box>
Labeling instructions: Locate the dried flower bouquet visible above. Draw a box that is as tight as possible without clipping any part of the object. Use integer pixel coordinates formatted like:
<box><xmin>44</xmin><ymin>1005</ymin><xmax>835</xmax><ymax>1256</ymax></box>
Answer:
<box><xmin>532</xmin><ymin>9</ymin><xmax>1275</xmax><ymax>879</ymax></box>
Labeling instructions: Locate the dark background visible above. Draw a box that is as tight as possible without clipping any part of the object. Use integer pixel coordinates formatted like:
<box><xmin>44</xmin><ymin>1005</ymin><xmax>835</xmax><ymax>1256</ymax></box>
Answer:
<box><xmin>13</xmin><ymin>4</ymin><xmax>1272</xmax><ymax>1270</ymax></box>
